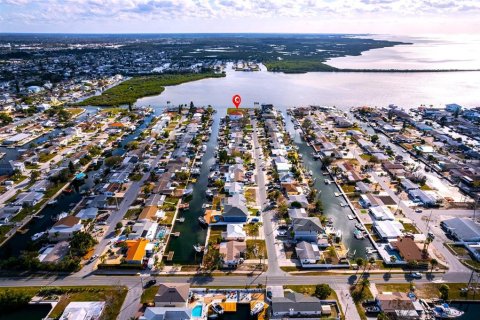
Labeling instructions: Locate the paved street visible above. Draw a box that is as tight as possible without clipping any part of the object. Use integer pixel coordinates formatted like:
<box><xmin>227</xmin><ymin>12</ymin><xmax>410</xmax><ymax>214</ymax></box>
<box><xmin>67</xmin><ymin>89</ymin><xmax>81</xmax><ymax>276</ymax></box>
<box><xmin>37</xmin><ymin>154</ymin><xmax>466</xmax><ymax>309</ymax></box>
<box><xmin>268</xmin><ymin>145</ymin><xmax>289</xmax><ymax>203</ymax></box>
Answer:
<box><xmin>252</xmin><ymin>119</ymin><xmax>284</xmax><ymax>277</ymax></box>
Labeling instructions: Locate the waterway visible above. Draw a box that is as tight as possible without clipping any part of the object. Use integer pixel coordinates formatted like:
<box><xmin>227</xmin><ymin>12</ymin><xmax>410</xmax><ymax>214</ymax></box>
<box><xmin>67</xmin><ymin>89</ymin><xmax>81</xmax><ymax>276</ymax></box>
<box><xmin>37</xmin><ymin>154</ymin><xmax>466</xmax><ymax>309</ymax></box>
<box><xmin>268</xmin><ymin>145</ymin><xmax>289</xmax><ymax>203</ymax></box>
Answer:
<box><xmin>450</xmin><ymin>301</ymin><xmax>480</xmax><ymax>320</ymax></box>
<box><xmin>0</xmin><ymin>304</ymin><xmax>52</xmax><ymax>320</ymax></box>
<box><xmin>0</xmin><ymin>110</ymin><xmax>155</xmax><ymax>258</ymax></box>
<box><xmin>284</xmin><ymin>114</ymin><xmax>370</xmax><ymax>257</ymax></box>
<box><xmin>166</xmin><ymin>114</ymin><xmax>220</xmax><ymax>264</ymax></box>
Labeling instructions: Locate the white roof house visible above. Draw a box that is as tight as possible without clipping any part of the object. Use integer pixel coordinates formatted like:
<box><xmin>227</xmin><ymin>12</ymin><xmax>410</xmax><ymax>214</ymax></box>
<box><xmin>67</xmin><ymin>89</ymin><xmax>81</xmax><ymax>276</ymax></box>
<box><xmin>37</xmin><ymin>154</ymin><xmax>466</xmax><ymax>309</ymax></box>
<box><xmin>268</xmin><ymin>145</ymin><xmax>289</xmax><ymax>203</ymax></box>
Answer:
<box><xmin>222</xmin><ymin>224</ymin><xmax>247</xmax><ymax>241</ymax></box>
<box><xmin>369</xmin><ymin>206</ymin><xmax>395</xmax><ymax>221</ymax></box>
<box><xmin>59</xmin><ymin>301</ymin><xmax>105</xmax><ymax>320</ymax></box>
<box><xmin>76</xmin><ymin>207</ymin><xmax>99</xmax><ymax>220</ymax></box>
<box><xmin>373</xmin><ymin>220</ymin><xmax>405</xmax><ymax>240</ymax></box>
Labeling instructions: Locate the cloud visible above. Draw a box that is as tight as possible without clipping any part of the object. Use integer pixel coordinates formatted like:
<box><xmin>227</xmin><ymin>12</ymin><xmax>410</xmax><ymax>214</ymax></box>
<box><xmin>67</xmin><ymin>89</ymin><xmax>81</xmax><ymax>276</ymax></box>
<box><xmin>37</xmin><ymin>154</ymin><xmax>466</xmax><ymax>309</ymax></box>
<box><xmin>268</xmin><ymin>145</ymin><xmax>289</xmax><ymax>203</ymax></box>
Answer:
<box><xmin>1</xmin><ymin>0</ymin><xmax>479</xmax><ymax>31</ymax></box>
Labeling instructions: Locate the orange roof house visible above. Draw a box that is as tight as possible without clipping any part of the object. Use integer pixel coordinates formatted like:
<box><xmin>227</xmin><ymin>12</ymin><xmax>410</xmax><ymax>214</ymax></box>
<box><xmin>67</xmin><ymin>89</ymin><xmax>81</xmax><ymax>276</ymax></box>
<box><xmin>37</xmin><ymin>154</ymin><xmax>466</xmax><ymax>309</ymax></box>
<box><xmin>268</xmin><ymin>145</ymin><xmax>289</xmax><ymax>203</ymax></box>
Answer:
<box><xmin>125</xmin><ymin>239</ymin><xmax>149</xmax><ymax>264</ymax></box>
<box><xmin>138</xmin><ymin>206</ymin><xmax>158</xmax><ymax>221</ymax></box>
<box><xmin>109</xmin><ymin>122</ymin><xmax>125</xmax><ymax>128</ymax></box>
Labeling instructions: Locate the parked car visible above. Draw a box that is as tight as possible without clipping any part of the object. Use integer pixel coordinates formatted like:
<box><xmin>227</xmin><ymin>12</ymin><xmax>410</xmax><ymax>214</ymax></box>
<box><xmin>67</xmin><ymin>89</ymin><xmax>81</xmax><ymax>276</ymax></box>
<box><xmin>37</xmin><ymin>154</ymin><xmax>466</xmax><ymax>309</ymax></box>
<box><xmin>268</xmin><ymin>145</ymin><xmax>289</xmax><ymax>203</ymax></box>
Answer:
<box><xmin>410</xmin><ymin>272</ymin><xmax>422</xmax><ymax>279</ymax></box>
<box><xmin>87</xmin><ymin>254</ymin><xmax>98</xmax><ymax>264</ymax></box>
<box><xmin>211</xmin><ymin>302</ymin><xmax>224</xmax><ymax>314</ymax></box>
<box><xmin>365</xmin><ymin>306</ymin><xmax>380</xmax><ymax>314</ymax></box>
<box><xmin>144</xmin><ymin>279</ymin><xmax>157</xmax><ymax>288</ymax></box>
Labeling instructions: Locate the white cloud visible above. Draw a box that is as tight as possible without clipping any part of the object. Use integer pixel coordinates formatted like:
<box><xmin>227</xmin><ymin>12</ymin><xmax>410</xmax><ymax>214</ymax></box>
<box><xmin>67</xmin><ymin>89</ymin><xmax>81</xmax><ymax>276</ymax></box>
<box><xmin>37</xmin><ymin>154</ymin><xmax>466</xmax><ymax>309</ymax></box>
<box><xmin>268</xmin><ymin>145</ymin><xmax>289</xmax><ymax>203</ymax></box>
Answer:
<box><xmin>1</xmin><ymin>0</ymin><xmax>479</xmax><ymax>32</ymax></box>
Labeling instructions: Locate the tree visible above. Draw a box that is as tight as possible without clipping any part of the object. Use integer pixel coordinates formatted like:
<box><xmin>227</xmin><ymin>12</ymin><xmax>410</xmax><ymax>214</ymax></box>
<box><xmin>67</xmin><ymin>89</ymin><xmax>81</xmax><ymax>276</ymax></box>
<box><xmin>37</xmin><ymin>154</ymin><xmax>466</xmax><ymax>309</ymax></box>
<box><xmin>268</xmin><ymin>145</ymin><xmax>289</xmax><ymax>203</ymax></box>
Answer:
<box><xmin>104</xmin><ymin>155</ymin><xmax>122</xmax><ymax>167</ymax></box>
<box><xmin>368</xmin><ymin>257</ymin><xmax>376</xmax><ymax>270</ymax></box>
<box><xmin>389</xmin><ymin>255</ymin><xmax>397</xmax><ymax>272</ymax></box>
<box><xmin>31</xmin><ymin>170</ymin><xmax>41</xmax><ymax>182</ymax></box>
<box><xmin>356</xmin><ymin>257</ymin><xmax>365</xmax><ymax>270</ymax></box>
<box><xmin>371</xmin><ymin>134</ymin><xmax>379</xmax><ymax>143</ymax></box>
<box><xmin>0</xmin><ymin>113</ymin><xmax>13</xmax><ymax>124</ymax></box>
<box><xmin>439</xmin><ymin>284</ymin><xmax>450</xmax><ymax>300</ymax></box>
<box><xmin>314</xmin><ymin>284</ymin><xmax>332</xmax><ymax>300</ymax></box>
<box><xmin>69</xmin><ymin>231</ymin><xmax>97</xmax><ymax>257</ymax></box>
<box><xmin>218</xmin><ymin>150</ymin><xmax>229</xmax><ymax>164</ymax></box>
<box><xmin>321</xmin><ymin>156</ymin><xmax>333</xmax><ymax>168</ymax></box>
<box><xmin>430</xmin><ymin>258</ymin><xmax>438</xmax><ymax>274</ymax></box>
<box><xmin>361</xmin><ymin>278</ymin><xmax>370</xmax><ymax>290</ymax></box>
<box><xmin>68</xmin><ymin>161</ymin><xmax>75</xmax><ymax>173</ymax></box>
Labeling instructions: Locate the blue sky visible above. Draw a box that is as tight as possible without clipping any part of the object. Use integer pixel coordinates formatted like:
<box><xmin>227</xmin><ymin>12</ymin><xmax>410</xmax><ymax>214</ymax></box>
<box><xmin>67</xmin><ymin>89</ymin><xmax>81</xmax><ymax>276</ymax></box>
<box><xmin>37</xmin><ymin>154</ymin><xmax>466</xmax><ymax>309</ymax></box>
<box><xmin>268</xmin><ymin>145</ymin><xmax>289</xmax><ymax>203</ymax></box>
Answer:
<box><xmin>1</xmin><ymin>0</ymin><xmax>479</xmax><ymax>34</ymax></box>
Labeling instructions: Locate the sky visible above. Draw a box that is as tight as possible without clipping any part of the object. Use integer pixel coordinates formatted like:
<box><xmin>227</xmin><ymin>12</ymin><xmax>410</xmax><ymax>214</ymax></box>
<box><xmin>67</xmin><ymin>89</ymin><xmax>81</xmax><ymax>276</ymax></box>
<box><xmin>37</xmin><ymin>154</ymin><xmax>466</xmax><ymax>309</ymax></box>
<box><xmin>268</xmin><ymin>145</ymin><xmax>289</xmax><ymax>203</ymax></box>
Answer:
<box><xmin>1</xmin><ymin>0</ymin><xmax>480</xmax><ymax>34</ymax></box>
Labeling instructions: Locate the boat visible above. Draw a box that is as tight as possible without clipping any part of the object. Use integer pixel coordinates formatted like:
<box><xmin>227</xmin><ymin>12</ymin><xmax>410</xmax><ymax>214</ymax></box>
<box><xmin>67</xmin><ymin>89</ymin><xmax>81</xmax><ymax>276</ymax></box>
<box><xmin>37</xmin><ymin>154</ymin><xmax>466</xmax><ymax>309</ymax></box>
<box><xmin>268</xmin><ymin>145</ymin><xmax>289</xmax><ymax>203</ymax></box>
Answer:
<box><xmin>324</xmin><ymin>179</ymin><xmax>331</xmax><ymax>185</ymax></box>
<box><xmin>355</xmin><ymin>223</ymin><xmax>365</xmax><ymax>231</ymax></box>
<box><xmin>211</xmin><ymin>302</ymin><xmax>224</xmax><ymax>315</ymax></box>
<box><xmin>63</xmin><ymin>188</ymin><xmax>73</xmax><ymax>193</ymax></box>
<box><xmin>198</xmin><ymin>216</ymin><xmax>208</xmax><ymax>226</ymax></box>
<box><xmin>47</xmin><ymin>199</ymin><xmax>58</xmax><ymax>205</ymax></box>
<box><xmin>193</xmin><ymin>244</ymin><xmax>204</xmax><ymax>252</ymax></box>
<box><xmin>334</xmin><ymin>192</ymin><xmax>341</xmax><ymax>197</ymax></box>
<box><xmin>250</xmin><ymin>302</ymin><xmax>264</xmax><ymax>316</ymax></box>
<box><xmin>348</xmin><ymin>214</ymin><xmax>355</xmax><ymax>220</ymax></box>
<box><xmin>206</xmin><ymin>188</ymin><xmax>214</xmax><ymax>198</ymax></box>
<box><xmin>176</xmin><ymin>217</ymin><xmax>185</xmax><ymax>223</ymax></box>
<box><xmin>335</xmin><ymin>230</ymin><xmax>342</xmax><ymax>241</ymax></box>
<box><xmin>52</xmin><ymin>212</ymin><xmax>68</xmax><ymax>221</ymax></box>
<box><xmin>340</xmin><ymin>203</ymin><xmax>347</xmax><ymax>207</ymax></box>
<box><xmin>31</xmin><ymin>232</ymin><xmax>45</xmax><ymax>241</ymax></box>
<box><xmin>354</xmin><ymin>229</ymin><xmax>365</xmax><ymax>239</ymax></box>
<box><xmin>433</xmin><ymin>304</ymin><xmax>464</xmax><ymax>318</ymax></box>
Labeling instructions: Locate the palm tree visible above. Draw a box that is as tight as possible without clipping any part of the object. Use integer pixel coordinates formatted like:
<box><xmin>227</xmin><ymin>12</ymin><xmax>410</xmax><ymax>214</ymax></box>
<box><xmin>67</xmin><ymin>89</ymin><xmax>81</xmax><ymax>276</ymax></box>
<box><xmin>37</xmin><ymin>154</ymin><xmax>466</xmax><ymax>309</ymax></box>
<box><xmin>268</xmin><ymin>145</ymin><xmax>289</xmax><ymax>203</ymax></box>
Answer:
<box><xmin>368</xmin><ymin>257</ymin><xmax>376</xmax><ymax>270</ymax></box>
<box><xmin>430</xmin><ymin>258</ymin><xmax>438</xmax><ymax>274</ymax></box>
<box><xmin>389</xmin><ymin>255</ymin><xmax>397</xmax><ymax>272</ymax></box>
<box><xmin>360</xmin><ymin>278</ymin><xmax>370</xmax><ymax>291</ymax></box>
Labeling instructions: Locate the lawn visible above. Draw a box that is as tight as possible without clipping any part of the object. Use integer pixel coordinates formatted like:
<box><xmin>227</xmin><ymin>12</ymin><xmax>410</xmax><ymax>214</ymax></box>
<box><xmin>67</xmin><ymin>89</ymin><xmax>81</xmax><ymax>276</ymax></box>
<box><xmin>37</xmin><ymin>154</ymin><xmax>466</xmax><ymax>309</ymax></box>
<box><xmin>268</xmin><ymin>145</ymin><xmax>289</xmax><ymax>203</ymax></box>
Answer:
<box><xmin>446</xmin><ymin>243</ymin><xmax>469</xmax><ymax>256</ymax></box>
<box><xmin>0</xmin><ymin>286</ymin><xmax>127</xmax><ymax>320</ymax></box>
<box><xmin>141</xmin><ymin>285</ymin><xmax>159</xmax><ymax>304</ymax></box>
<box><xmin>376</xmin><ymin>283</ymin><xmax>480</xmax><ymax>301</ymax></box>
<box><xmin>77</xmin><ymin>73</ymin><xmax>225</xmax><ymax>107</ymax></box>
<box><xmin>208</xmin><ymin>226</ymin><xmax>226</xmax><ymax>245</ymax></box>
<box><xmin>48</xmin><ymin>286</ymin><xmax>128</xmax><ymax>320</ymax></box>
<box><xmin>66</xmin><ymin>107</ymin><xmax>85</xmax><ymax>117</ymax></box>
<box><xmin>350</xmin><ymin>283</ymin><xmax>373</xmax><ymax>320</ymax></box>
<box><xmin>246</xmin><ymin>240</ymin><xmax>267</xmax><ymax>259</ymax></box>
<box><xmin>38</xmin><ymin>153</ymin><xmax>56</xmax><ymax>163</ymax></box>
<box><xmin>401</xmin><ymin>222</ymin><xmax>420</xmax><ymax>234</ymax></box>
<box><xmin>124</xmin><ymin>208</ymin><xmax>142</xmax><ymax>220</ymax></box>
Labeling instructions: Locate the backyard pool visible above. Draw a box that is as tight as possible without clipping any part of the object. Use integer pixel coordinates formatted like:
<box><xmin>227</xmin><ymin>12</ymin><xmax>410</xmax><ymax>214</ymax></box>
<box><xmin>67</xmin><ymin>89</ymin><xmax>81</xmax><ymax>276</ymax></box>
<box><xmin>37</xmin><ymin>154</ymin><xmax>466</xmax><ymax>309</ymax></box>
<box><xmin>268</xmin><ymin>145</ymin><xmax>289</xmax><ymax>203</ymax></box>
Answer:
<box><xmin>192</xmin><ymin>304</ymin><xmax>203</xmax><ymax>317</ymax></box>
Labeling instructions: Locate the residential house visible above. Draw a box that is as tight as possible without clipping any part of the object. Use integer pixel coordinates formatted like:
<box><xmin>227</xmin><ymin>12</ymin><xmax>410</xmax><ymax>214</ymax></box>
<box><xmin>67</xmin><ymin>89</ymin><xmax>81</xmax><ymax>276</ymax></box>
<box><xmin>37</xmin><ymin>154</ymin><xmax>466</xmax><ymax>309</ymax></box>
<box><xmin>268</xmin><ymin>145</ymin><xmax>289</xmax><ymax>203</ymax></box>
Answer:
<box><xmin>48</xmin><ymin>216</ymin><xmax>84</xmax><ymax>241</ymax></box>
<box><xmin>222</xmin><ymin>195</ymin><xmax>248</xmax><ymax>223</ymax></box>
<box><xmin>219</xmin><ymin>241</ymin><xmax>246</xmax><ymax>268</ymax></box>
<box><xmin>376</xmin><ymin>292</ymin><xmax>421</xmax><ymax>319</ymax></box>
<box><xmin>271</xmin><ymin>291</ymin><xmax>323</xmax><ymax>318</ymax></box>
<box><xmin>75</xmin><ymin>207</ymin><xmax>99</xmax><ymax>220</ymax></box>
<box><xmin>296</xmin><ymin>241</ymin><xmax>321</xmax><ymax>265</ymax></box>
<box><xmin>292</xmin><ymin>217</ymin><xmax>323</xmax><ymax>242</ymax></box>
<box><xmin>59</xmin><ymin>301</ymin><xmax>105</xmax><ymax>320</ymax></box>
<box><xmin>222</xmin><ymin>224</ymin><xmax>246</xmax><ymax>241</ymax></box>
<box><xmin>391</xmin><ymin>236</ymin><xmax>429</xmax><ymax>262</ymax></box>
<box><xmin>140</xmin><ymin>307</ymin><xmax>191</xmax><ymax>320</ymax></box>
<box><xmin>128</xmin><ymin>220</ymin><xmax>158</xmax><ymax>240</ymax></box>
<box><xmin>369</xmin><ymin>206</ymin><xmax>395</xmax><ymax>221</ymax></box>
<box><xmin>287</xmin><ymin>194</ymin><xmax>309</xmax><ymax>208</ymax></box>
<box><xmin>125</xmin><ymin>239</ymin><xmax>149</xmax><ymax>264</ymax></box>
<box><xmin>224</xmin><ymin>182</ymin><xmax>244</xmax><ymax>195</ymax></box>
<box><xmin>14</xmin><ymin>191</ymin><xmax>44</xmax><ymax>207</ymax></box>
<box><xmin>441</xmin><ymin>218</ymin><xmax>480</xmax><ymax>242</ymax></box>
<box><xmin>154</xmin><ymin>283</ymin><xmax>190</xmax><ymax>308</ymax></box>
<box><xmin>373</xmin><ymin>220</ymin><xmax>405</xmax><ymax>240</ymax></box>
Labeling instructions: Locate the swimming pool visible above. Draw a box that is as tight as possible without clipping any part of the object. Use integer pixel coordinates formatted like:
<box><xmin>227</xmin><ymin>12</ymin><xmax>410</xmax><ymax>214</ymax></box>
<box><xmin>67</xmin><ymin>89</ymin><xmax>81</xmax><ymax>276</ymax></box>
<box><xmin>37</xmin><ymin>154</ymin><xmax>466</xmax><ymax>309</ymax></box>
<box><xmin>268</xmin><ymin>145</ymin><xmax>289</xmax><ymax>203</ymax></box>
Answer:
<box><xmin>192</xmin><ymin>304</ymin><xmax>203</xmax><ymax>317</ymax></box>
<box><xmin>156</xmin><ymin>229</ymin><xmax>167</xmax><ymax>239</ymax></box>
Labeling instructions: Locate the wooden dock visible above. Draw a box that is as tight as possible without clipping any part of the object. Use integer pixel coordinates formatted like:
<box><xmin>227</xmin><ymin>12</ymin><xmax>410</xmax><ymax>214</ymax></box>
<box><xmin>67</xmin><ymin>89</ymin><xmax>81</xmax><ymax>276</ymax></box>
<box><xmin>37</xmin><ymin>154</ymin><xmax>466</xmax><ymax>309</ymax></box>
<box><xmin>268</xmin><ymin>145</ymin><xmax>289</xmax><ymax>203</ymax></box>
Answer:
<box><xmin>166</xmin><ymin>251</ymin><xmax>174</xmax><ymax>261</ymax></box>
<box><xmin>172</xmin><ymin>232</ymin><xmax>180</xmax><ymax>237</ymax></box>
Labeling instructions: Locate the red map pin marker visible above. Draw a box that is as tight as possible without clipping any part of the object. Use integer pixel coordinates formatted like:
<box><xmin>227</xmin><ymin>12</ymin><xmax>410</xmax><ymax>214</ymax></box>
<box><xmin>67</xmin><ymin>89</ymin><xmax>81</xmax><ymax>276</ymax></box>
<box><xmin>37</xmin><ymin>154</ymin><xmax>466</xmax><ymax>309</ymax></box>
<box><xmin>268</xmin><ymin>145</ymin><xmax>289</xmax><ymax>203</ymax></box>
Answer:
<box><xmin>232</xmin><ymin>94</ymin><xmax>241</xmax><ymax>109</ymax></box>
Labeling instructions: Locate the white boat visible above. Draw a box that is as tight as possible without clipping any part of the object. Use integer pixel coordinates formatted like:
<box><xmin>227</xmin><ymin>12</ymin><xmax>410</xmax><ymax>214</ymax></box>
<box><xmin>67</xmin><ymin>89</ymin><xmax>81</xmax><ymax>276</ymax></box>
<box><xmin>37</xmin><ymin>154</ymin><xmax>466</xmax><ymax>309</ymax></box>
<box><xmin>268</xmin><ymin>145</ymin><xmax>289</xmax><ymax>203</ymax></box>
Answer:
<box><xmin>433</xmin><ymin>304</ymin><xmax>464</xmax><ymax>318</ymax></box>
<box><xmin>335</xmin><ymin>230</ymin><xmax>342</xmax><ymax>241</ymax></box>
<box><xmin>211</xmin><ymin>302</ymin><xmax>224</xmax><ymax>315</ymax></box>
<box><xmin>340</xmin><ymin>203</ymin><xmax>347</xmax><ymax>207</ymax></box>
<box><xmin>193</xmin><ymin>244</ymin><xmax>204</xmax><ymax>252</ymax></box>
<box><xmin>355</xmin><ymin>223</ymin><xmax>365</xmax><ymax>231</ymax></box>
<box><xmin>348</xmin><ymin>214</ymin><xmax>355</xmax><ymax>220</ymax></box>
<box><xmin>198</xmin><ymin>216</ymin><xmax>208</xmax><ymax>225</ymax></box>
<box><xmin>31</xmin><ymin>232</ymin><xmax>45</xmax><ymax>241</ymax></box>
<box><xmin>324</xmin><ymin>179</ymin><xmax>331</xmax><ymax>185</ymax></box>
<box><xmin>47</xmin><ymin>199</ymin><xmax>57</xmax><ymax>205</ymax></box>
<box><xmin>354</xmin><ymin>229</ymin><xmax>365</xmax><ymax>239</ymax></box>
<box><xmin>335</xmin><ymin>192</ymin><xmax>341</xmax><ymax>197</ymax></box>
<box><xmin>250</xmin><ymin>302</ymin><xmax>264</xmax><ymax>316</ymax></box>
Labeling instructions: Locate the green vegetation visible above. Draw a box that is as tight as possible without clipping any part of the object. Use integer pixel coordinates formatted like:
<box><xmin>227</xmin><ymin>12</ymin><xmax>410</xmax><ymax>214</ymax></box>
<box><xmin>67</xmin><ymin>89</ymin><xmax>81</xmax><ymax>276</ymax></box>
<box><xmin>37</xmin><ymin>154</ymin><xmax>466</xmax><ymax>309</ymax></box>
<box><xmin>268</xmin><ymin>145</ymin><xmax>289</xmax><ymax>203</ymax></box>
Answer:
<box><xmin>264</xmin><ymin>60</ymin><xmax>337</xmax><ymax>73</ymax></box>
<box><xmin>376</xmin><ymin>283</ymin><xmax>480</xmax><ymax>301</ymax></box>
<box><xmin>141</xmin><ymin>285</ymin><xmax>159</xmax><ymax>304</ymax></box>
<box><xmin>246</xmin><ymin>240</ymin><xmax>267</xmax><ymax>259</ymax></box>
<box><xmin>77</xmin><ymin>73</ymin><xmax>225</xmax><ymax>107</ymax></box>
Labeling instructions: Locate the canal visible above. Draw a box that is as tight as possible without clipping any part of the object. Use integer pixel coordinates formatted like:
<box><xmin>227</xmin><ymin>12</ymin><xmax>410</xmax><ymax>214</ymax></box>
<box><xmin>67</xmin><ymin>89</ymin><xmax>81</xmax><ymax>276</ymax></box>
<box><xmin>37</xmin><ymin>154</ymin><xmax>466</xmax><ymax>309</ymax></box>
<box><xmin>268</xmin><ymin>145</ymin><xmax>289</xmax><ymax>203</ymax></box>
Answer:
<box><xmin>0</xmin><ymin>111</ymin><xmax>156</xmax><ymax>258</ymax></box>
<box><xmin>284</xmin><ymin>113</ymin><xmax>370</xmax><ymax>258</ymax></box>
<box><xmin>166</xmin><ymin>113</ymin><xmax>220</xmax><ymax>264</ymax></box>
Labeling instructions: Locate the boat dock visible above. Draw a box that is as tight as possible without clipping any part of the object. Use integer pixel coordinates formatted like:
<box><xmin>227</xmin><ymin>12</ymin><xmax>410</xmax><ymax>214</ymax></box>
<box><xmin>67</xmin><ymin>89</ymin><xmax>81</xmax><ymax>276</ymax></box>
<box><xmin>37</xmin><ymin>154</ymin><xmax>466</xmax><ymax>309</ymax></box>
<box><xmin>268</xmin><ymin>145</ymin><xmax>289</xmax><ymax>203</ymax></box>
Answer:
<box><xmin>166</xmin><ymin>251</ymin><xmax>174</xmax><ymax>261</ymax></box>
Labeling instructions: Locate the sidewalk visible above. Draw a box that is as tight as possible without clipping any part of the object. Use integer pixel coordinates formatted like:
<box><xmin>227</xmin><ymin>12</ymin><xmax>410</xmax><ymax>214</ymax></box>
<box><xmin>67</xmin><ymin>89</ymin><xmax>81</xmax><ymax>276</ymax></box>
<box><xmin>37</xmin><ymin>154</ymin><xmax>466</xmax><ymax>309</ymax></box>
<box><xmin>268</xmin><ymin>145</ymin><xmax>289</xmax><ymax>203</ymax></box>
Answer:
<box><xmin>336</xmin><ymin>286</ymin><xmax>361</xmax><ymax>320</ymax></box>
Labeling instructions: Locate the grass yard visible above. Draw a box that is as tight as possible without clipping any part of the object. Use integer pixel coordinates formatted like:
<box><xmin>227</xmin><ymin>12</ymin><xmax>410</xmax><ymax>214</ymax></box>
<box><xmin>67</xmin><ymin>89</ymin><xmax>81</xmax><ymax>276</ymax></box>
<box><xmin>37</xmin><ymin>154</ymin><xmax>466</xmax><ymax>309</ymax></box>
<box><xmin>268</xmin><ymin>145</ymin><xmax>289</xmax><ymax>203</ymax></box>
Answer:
<box><xmin>141</xmin><ymin>285</ymin><xmax>159</xmax><ymax>304</ymax></box>
<box><xmin>48</xmin><ymin>286</ymin><xmax>128</xmax><ymax>320</ymax></box>
<box><xmin>401</xmin><ymin>222</ymin><xmax>420</xmax><ymax>234</ymax></box>
<box><xmin>208</xmin><ymin>226</ymin><xmax>226</xmax><ymax>245</ymax></box>
<box><xmin>446</xmin><ymin>243</ymin><xmax>469</xmax><ymax>256</ymax></box>
<box><xmin>124</xmin><ymin>208</ymin><xmax>142</xmax><ymax>220</ymax></box>
<box><xmin>246</xmin><ymin>240</ymin><xmax>267</xmax><ymax>259</ymax></box>
<box><xmin>376</xmin><ymin>283</ymin><xmax>480</xmax><ymax>301</ymax></box>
